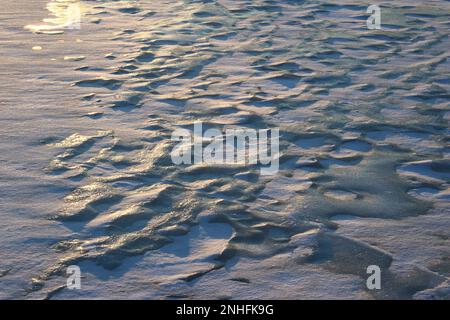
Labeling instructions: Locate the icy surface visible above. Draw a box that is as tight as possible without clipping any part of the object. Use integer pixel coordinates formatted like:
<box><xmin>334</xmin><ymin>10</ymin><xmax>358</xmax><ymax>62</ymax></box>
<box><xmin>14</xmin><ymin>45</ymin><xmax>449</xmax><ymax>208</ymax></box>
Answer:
<box><xmin>0</xmin><ymin>0</ymin><xmax>449</xmax><ymax>299</ymax></box>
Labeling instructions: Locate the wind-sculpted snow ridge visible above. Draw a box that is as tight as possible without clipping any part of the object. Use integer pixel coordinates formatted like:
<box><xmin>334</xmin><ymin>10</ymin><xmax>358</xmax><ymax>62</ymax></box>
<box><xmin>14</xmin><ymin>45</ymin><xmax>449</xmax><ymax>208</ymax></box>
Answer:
<box><xmin>4</xmin><ymin>0</ymin><xmax>448</xmax><ymax>299</ymax></box>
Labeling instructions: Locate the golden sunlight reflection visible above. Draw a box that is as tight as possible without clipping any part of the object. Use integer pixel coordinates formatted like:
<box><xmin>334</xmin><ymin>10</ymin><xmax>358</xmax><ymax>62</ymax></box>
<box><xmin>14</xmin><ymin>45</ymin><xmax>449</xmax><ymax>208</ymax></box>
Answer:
<box><xmin>25</xmin><ymin>0</ymin><xmax>89</xmax><ymax>34</ymax></box>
